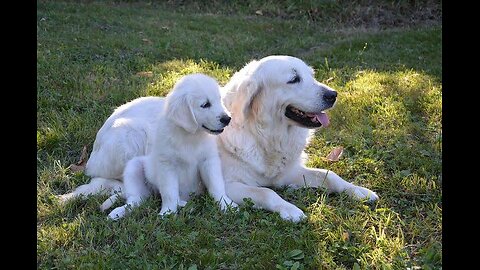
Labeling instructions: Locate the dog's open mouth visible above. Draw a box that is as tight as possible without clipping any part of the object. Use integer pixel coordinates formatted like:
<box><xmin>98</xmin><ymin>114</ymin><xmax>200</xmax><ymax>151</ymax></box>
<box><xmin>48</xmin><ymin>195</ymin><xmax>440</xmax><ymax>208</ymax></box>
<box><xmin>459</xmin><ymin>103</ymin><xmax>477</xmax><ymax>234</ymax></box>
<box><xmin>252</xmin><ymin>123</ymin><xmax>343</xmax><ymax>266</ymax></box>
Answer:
<box><xmin>202</xmin><ymin>125</ymin><xmax>224</xmax><ymax>134</ymax></box>
<box><xmin>285</xmin><ymin>105</ymin><xmax>330</xmax><ymax>128</ymax></box>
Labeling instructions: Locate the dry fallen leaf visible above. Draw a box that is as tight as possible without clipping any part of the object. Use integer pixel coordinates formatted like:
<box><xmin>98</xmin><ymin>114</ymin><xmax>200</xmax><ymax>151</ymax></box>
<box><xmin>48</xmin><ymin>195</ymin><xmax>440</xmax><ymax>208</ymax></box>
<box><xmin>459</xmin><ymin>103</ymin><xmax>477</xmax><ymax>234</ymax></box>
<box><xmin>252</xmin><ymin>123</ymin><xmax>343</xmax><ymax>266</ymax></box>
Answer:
<box><xmin>136</xmin><ymin>71</ymin><xmax>153</xmax><ymax>77</ymax></box>
<box><xmin>255</xmin><ymin>10</ymin><xmax>263</xmax><ymax>15</ymax></box>
<box><xmin>341</xmin><ymin>231</ymin><xmax>350</xmax><ymax>241</ymax></box>
<box><xmin>142</xmin><ymin>38</ymin><xmax>152</xmax><ymax>44</ymax></box>
<box><xmin>325</xmin><ymin>146</ymin><xmax>344</xmax><ymax>162</ymax></box>
<box><xmin>68</xmin><ymin>145</ymin><xmax>88</xmax><ymax>172</ymax></box>
<box><xmin>69</xmin><ymin>164</ymin><xmax>85</xmax><ymax>172</ymax></box>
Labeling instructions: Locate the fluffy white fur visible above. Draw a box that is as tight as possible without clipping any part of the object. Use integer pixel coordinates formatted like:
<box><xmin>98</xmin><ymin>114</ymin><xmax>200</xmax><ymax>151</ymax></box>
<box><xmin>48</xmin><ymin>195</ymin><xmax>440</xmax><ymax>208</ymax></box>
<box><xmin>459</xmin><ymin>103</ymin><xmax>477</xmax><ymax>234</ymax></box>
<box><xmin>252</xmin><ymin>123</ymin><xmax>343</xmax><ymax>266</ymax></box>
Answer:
<box><xmin>216</xmin><ymin>56</ymin><xmax>378</xmax><ymax>222</ymax></box>
<box><xmin>60</xmin><ymin>74</ymin><xmax>236</xmax><ymax>219</ymax></box>
<box><xmin>59</xmin><ymin>56</ymin><xmax>378</xmax><ymax>223</ymax></box>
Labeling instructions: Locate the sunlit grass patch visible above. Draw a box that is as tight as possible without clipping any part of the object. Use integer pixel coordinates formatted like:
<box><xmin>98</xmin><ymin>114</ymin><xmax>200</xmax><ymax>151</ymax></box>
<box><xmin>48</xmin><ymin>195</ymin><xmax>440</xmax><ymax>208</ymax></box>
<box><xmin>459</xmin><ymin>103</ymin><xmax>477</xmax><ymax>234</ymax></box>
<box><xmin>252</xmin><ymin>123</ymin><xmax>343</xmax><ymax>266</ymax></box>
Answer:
<box><xmin>306</xmin><ymin>197</ymin><xmax>408</xmax><ymax>269</ymax></box>
<box><xmin>314</xmin><ymin>71</ymin><xmax>440</xmax><ymax>164</ymax></box>
<box><xmin>308</xmin><ymin>69</ymin><xmax>441</xmax><ymax>183</ymax></box>
<box><xmin>141</xmin><ymin>59</ymin><xmax>233</xmax><ymax>97</ymax></box>
<box><xmin>302</xmin><ymin>67</ymin><xmax>442</xmax><ymax>268</ymax></box>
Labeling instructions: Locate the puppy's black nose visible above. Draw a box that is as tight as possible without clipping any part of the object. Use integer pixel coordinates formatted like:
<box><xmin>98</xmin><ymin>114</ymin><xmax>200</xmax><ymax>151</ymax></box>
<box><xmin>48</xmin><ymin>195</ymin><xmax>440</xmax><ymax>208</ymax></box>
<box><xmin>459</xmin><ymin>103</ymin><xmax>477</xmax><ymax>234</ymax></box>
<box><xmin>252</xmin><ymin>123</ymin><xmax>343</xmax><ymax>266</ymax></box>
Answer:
<box><xmin>220</xmin><ymin>115</ymin><xmax>231</xmax><ymax>126</ymax></box>
<box><xmin>323</xmin><ymin>90</ymin><xmax>337</xmax><ymax>103</ymax></box>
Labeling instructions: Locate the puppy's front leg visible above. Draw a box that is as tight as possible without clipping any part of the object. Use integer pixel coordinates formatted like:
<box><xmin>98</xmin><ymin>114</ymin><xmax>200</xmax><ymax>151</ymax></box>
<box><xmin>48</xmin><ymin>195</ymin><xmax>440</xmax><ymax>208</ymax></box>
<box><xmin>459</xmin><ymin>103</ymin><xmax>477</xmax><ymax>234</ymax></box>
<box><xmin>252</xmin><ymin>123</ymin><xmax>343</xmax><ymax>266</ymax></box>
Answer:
<box><xmin>282</xmin><ymin>165</ymin><xmax>379</xmax><ymax>202</ymax></box>
<box><xmin>199</xmin><ymin>155</ymin><xmax>238</xmax><ymax>211</ymax></box>
<box><xmin>150</xmin><ymin>167</ymin><xmax>181</xmax><ymax>216</ymax></box>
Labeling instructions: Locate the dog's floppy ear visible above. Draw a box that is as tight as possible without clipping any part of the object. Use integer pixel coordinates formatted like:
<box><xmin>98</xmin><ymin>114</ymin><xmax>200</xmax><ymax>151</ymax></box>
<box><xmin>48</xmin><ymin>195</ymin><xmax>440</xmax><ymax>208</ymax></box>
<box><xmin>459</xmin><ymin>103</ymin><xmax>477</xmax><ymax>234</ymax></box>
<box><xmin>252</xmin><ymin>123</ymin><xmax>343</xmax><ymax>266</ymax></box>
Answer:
<box><xmin>225</xmin><ymin>75</ymin><xmax>262</xmax><ymax>124</ymax></box>
<box><xmin>165</xmin><ymin>92</ymin><xmax>198</xmax><ymax>134</ymax></box>
<box><xmin>223</xmin><ymin>60</ymin><xmax>263</xmax><ymax>123</ymax></box>
<box><xmin>239</xmin><ymin>78</ymin><xmax>262</xmax><ymax>119</ymax></box>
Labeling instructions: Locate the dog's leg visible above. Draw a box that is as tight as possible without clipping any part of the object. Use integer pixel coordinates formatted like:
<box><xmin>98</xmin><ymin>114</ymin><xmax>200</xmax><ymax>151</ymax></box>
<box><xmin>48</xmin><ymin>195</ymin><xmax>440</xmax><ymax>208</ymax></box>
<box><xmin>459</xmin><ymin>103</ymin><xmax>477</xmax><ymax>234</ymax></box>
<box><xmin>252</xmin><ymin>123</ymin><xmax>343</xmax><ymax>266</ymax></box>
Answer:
<box><xmin>279</xmin><ymin>165</ymin><xmax>379</xmax><ymax>201</ymax></box>
<box><xmin>199</xmin><ymin>156</ymin><xmax>238</xmax><ymax>211</ymax></box>
<box><xmin>106</xmin><ymin>157</ymin><xmax>152</xmax><ymax>219</ymax></box>
<box><xmin>58</xmin><ymin>177</ymin><xmax>123</xmax><ymax>203</ymax></box>
<box><xmin>149</xmin><ymin>168</ymin><xmax>181</xmax><ymax>216</ymax></box>
<box><xmin>226</xmin><ymin>181</ymin><xmax>306</xmax><ymax>222</ymax></box>
<box><xmin>107</xmin><ymin>195</ymin><xmax>144</xmax><ymax>221</ymax></box>
<box><xmin>100</xmin><ymin>193</ymin><xmax>121</xmax><ymax>212</ymax></box>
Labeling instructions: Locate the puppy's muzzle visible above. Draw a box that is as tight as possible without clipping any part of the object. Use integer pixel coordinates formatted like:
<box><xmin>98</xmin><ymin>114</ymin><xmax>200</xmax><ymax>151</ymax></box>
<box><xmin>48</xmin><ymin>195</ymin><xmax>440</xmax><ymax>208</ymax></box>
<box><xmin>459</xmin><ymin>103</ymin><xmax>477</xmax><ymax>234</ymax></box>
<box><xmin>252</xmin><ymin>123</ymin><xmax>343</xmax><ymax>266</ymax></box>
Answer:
<box><xmin>220</xmin><ymin>115</ymin><xmax>231</xmax><ymax>126</ymax></box>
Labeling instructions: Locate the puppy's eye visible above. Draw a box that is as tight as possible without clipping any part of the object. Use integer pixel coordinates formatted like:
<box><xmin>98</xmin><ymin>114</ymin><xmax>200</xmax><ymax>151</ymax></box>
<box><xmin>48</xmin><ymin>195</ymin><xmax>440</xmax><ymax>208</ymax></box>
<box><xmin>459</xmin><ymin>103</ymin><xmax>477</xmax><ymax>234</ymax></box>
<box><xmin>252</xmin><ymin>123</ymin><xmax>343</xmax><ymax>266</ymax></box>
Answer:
<box><xmin>287</xmin><ymin>75</ymin><xmax>301</xmax><ymax>84</ymax></box>
<box><xmin>201</xmin><ymin>101</ymin><xmax>211</xmax><ymax>108</ymax></box>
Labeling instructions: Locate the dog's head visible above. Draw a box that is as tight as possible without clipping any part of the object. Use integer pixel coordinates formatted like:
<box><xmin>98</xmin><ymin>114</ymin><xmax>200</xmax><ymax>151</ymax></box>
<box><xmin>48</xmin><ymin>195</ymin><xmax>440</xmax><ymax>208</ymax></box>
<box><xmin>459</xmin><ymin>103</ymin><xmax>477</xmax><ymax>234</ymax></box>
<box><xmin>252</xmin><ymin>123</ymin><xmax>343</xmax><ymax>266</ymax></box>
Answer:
<box><xmin>223</xmin><ymin>55</ymin><xmax>337</xmax><ymax>129</ymax></box>
<box><xmin>165</xmin><ymin>73</ymin><xmax>231</xmax><ymax>134</ymax></box>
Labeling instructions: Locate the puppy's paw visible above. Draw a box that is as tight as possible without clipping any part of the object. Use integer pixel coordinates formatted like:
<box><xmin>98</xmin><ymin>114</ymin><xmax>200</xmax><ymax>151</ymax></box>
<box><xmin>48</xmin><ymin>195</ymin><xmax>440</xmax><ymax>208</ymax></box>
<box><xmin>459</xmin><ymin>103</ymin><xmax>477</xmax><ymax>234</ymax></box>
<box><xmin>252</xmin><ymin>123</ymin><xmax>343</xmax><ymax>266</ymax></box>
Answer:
<box><xmin>108</xmin><ymin>206</ymin><xmax>127</xmax><ymax>221</ymax></box>
<box><xmin>278</xmin><ymin>204</ymin><xmax>306</xmax><ymax>223</ymax></box>
<box><xmin>347</xmin><ymin>185</ymin><xmax>379</xmax><ymax>202</ymax></box>
<box><xmin>159</xmin><ymin>207</ymin><xmax>177</xmax><ymax>217</ymax></box>
<box><xmin>219</xmin><ymin>197</ymin><xmax>239</xmax><ymax>212</ymax></box>
<box><xmin>178</xmin><ymin>200</ymin><xmax>188</xmax><ymax>207</ymax></box>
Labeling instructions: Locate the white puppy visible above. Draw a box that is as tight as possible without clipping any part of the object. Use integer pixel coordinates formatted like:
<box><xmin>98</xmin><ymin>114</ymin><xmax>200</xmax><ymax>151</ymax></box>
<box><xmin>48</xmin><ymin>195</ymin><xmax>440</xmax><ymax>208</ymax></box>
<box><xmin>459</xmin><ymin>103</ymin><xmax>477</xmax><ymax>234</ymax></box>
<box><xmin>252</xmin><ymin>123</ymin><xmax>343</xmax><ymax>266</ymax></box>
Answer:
<box><xmin>104</xmin><ymin>74</ymin><xmax>236</xmax><ymax>220</ymax></box>
<box><xmin>59</xmin><ymin>74</ymin><xmax>236</xmax><ymax>219</ymax></box>
<box><xmin>218</xmin><ymin>55</ymin><xmax>378</xmax><ymax>222</ymax></box>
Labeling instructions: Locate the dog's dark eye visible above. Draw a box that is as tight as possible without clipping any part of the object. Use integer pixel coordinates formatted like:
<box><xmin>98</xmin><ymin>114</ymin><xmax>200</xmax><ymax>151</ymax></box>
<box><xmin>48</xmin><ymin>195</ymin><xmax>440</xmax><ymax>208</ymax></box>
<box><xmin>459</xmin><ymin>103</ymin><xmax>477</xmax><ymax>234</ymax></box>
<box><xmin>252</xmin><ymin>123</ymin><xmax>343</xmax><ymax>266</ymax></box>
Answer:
<box><xmin>287</xmin><ymin>75</ymin><xmax>301</xmax><ymax>84</ymax></box>
<box><xmin>201</xmin><ymin>101</ymin><xmax>211</xmax><ymax>108</ymax></box>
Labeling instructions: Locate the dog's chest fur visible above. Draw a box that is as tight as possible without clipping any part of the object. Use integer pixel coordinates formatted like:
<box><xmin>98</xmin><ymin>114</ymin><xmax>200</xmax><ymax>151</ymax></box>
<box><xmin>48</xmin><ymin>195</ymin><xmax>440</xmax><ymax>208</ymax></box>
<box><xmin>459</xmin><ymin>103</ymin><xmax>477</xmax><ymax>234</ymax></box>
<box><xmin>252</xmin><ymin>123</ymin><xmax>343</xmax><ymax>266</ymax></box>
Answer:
<box><xmin>220</xmin><ymin>124</ymin><xmax>309</xmax><ymax>183</ymax></box>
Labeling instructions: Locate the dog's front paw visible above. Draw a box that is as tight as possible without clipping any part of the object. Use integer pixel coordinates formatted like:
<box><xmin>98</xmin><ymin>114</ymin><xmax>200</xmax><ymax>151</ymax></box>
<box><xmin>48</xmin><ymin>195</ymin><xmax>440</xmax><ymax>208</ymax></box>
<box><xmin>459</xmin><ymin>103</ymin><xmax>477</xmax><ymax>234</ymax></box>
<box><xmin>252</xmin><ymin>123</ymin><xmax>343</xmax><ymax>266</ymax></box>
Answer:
<box><xmin>347</xmin><ymin>185</ymin><xmax>379</xmax><ymax>202</ymax></box>
<box><xmin>278</xmin><ymin>204</ymin><xmax>306</xmax><ymax>223</ymax></box>
<box><xmin>159</xmin><ymin>207</ymin><xmax>178</xmax><ymax>217</ymax></box>
<box><xmin>178</xmin><ymin>200</ymin><xmax>188</xmax><ymax>207</ymax></box>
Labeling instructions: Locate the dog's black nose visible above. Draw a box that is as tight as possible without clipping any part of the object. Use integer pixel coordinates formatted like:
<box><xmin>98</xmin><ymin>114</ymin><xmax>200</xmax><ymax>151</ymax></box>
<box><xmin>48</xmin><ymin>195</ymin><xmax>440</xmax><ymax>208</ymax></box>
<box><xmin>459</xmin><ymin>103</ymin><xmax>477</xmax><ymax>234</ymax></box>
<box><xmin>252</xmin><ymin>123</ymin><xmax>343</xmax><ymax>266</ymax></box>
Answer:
<box><xmin>220</xmin><ymin>115</ymin><xmax>231</xmax><ymax>126</ymax></box>
<box><xmin>323</xmin><ymin>90</ymin><xmax>337</xmax><ymax>103</ymax></box>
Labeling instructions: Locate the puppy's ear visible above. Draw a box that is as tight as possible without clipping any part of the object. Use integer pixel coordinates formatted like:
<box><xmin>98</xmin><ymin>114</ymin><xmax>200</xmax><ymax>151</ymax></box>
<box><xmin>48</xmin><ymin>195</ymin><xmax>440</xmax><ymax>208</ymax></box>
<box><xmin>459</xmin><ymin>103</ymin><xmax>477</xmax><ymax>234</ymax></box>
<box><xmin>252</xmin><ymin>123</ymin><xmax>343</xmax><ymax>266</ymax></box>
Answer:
<box><xmin>165</xmin><ymin>93</ymin><xmax>198</xmax><ymax>133</ymax></box>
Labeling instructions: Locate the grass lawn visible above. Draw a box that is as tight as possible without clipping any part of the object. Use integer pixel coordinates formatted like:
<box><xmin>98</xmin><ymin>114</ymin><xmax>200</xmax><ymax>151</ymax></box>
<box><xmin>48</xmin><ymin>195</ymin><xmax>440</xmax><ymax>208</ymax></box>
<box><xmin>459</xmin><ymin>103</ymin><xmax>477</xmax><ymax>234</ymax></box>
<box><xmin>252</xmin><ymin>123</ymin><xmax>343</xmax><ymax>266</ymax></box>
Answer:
<box><xmin>37</xmin><ymin>1</ymin><xmax>442</xmax><ymax>269</ymax></box>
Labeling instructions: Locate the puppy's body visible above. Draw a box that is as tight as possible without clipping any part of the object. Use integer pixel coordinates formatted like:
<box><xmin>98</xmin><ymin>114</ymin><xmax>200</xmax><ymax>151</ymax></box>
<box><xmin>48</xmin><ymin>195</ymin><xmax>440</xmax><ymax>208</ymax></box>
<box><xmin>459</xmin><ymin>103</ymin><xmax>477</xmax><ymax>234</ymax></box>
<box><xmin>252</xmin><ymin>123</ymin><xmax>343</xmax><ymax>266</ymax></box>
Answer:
<box><xmin>107</xmin><ymin>121</ymin><xmax>227</xmax><ymax>220</ymax></box>
<box><xmin>60</xmin><ymin>74</ymin><xmax>235</xmax><ymax>219</ymax></box>
<box><xmin>86</xmin><ymin>97</ymin><xmax>162</xmax><ymax>180</ymax></box>
<box><xmin>105</xmin><ymin>74</ymin><xmax>236</xmax><ymax>220</ymax></box>
<box><xmin>142</xmin><ymin>119</ymin><xmax>222</xmax><ymax>215</ymax></box>
<box><xmin>58</xmin><ymin>96</ymin><xmax>163</xmax><ymax>203</ymax></box>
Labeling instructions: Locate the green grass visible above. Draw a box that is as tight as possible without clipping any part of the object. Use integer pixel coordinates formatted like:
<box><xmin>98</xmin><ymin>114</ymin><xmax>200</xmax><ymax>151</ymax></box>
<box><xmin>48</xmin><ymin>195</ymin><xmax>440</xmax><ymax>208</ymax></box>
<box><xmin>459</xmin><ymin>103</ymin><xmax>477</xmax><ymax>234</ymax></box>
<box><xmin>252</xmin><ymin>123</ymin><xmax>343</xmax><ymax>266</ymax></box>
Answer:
<box><xmin>37</xmin><ymin>1</ymin><xmax>442</xmax><ymax>269</ymax></box>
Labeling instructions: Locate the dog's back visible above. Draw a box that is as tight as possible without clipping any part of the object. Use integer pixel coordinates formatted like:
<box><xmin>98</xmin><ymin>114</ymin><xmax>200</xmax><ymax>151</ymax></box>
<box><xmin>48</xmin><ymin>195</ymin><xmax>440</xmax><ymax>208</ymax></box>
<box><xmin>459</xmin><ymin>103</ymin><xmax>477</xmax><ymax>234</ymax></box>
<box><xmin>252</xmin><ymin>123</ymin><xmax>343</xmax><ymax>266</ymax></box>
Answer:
<box><xmin>59</xmin><ymin>96</ymin><xmax>165</xmax><ymax>203</ymax></box>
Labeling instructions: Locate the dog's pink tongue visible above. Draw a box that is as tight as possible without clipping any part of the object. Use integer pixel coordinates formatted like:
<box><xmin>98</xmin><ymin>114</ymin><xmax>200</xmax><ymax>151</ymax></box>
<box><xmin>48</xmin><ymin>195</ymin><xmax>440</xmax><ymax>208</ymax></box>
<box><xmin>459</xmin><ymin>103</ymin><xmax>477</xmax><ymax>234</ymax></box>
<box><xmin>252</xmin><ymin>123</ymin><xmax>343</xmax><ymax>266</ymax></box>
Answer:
<box><xmin>307</xmin><ymin>112</ymin><xmax>329</xmax><ymax>127</ymax></box>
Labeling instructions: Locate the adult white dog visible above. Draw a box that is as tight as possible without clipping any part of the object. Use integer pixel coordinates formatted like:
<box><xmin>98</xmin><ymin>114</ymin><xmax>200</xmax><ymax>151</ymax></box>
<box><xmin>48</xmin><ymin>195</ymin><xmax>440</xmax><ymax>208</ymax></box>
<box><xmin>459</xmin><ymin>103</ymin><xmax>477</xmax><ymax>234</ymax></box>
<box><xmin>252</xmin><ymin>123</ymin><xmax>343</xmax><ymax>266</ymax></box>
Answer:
<box><xmin>217</xmin><ymin>55</ymin><xmax>378</xmax><ymax>222</ymax></box>
<box><xmin>59</xmin><ymin>55</ymin><xmax>378</xmax><ymax>223</ymax></box>
<box><xmin>101</xmin><ymin>73</ymin><xmax>236</xmax><ymax>220</ymax></box>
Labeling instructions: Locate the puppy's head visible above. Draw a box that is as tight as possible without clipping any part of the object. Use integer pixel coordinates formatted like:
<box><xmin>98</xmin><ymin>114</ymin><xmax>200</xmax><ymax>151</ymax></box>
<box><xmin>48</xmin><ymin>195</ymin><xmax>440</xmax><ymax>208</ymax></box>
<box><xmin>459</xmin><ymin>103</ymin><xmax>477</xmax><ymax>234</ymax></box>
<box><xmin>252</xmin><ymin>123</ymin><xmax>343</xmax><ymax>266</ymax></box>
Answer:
<box><xmin>223</xmin><ymin>55</ymin><xmax>337</xmax><ymax>129</ymax></box>
<box><xmin>165</xmin><ymin>73</ymin><xmax>231</xmax><ymax>135</ymax></box>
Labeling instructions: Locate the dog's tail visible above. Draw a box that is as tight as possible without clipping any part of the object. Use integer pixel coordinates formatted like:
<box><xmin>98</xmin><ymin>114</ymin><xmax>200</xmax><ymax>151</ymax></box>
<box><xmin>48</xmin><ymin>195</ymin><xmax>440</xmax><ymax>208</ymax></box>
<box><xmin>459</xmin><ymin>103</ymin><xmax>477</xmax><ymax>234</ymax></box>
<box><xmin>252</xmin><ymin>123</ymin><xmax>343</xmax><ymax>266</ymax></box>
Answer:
<box><xmin>58</xmin><ymin>177</ymin><xmax>124</xmax><ymax>205</ymax></box>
